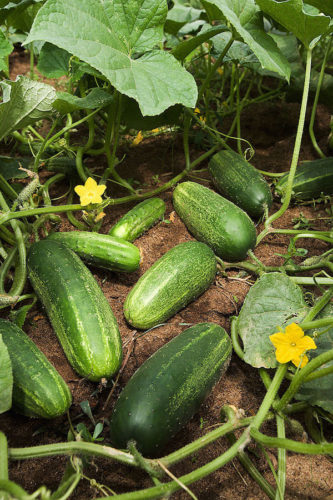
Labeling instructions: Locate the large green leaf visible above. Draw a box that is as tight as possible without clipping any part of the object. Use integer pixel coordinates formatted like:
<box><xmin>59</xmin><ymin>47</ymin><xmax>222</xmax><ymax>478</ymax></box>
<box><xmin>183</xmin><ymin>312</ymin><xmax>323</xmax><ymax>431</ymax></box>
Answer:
<box><xmin>53</xmin><ymin>88</ymin><xmax>113</xmax><ymax>114</ymax></box>
<box><xmin>0</xmin><ymin>75</ymin><xmax>56</xmax><ymax>141</ymax></box>
<box><xmin>255</xmin><ymin>0</ymin><xmax>330</xmax><ymax>49</ymax></box>
<box><xmin>296</xmin><ymin>303</ymin><xmax>333</xmax><ymax>413</ymax></box>
<box><xmin>305</xmin><ymin>0</ymin><xmax>333</xmax><ymax>17</ymax></box>
<box><xmin>0</xmin><ymin>156</ymin><xmax>30</xmax><ymax>178</ymax></box>
<box><xmin>0</xmin><ymin>29</ymin><xmax>13</xmax><ymax>75</ymax></box>
<box><xmin>202</xmin><ymin>0</ymin><xmax>290</xmax><ymax>80</ymax></box>
<box><xmin>25</xmin><ymin>0</ymin><xmax>197</xmax><ymax>116</ymax></box>
<box><xmin>0</xmin><ymin>334</ymin><xmax>12</xmax><ymax>414</ymax></box>
<box><xmin>165</xmin><ymin>2</ymin><xmax>203</xmax><ymax>35</ymax></box>
<box><xmin>37</xmin><ymin>42</ymin><xmax>71</xmax><ymax>78</ymax></box>
<box><xmin>236</xmin><ymin>273</ymin><xmax>308</xmax><ymax>368</ymax></box>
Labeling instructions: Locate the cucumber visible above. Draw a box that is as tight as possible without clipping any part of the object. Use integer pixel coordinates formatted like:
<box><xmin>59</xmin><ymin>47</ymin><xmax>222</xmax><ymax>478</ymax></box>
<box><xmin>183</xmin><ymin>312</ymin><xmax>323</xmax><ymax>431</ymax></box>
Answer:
<box><xmin>109</xmin><ymin>322</ymin><xmax>232</xmax><ymax>456</ymax></box>
<box><xmin>124</xmin><ymin>241</ymin><xmax>216</xmax><ymax>330</ymax></box>
<box><xmin>47</xmin><ymin>231</ymin><xmax>140</xmax><ymax>272</ymax></box>
<box><xmin>0</xmin><ymin>319</ymin><xmax>71</xmax><ymax>418</ymax></box>
<box><xmin>208</xmin><ymin>150</ymin><xmax>273</xmax><ymax>218</ymax></box>
<box><xmin>173</xmin><ymin>182</ymin><xmax>257</xmax><ymax>262</ymax></box>
<box><xmin>275</xmin><ymin>158</ymin><xmax>333</xmax><ymax>200</ymax></box>
<box><xmin>109</xmin><ymin>198</ymin><xmax>166</xmax><ymax>242</ymax></box>
<box><xmin>27</xmin><ymin>239</ymin><xmax>122</xmax><ymax>382</ymax></box>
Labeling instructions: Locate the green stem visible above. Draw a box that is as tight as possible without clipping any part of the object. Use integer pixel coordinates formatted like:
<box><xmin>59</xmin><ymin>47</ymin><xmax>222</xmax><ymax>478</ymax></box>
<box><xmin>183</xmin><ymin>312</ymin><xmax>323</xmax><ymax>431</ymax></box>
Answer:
<box><xmin>230</xmin><ymin>316</ymin><xmax>244</xmax><ymax>360</ymax></box>
<box><xmin>0</xmin><ymin>432</ymin><xmax>8</xmax><ymax>480</ymax></box>
<box><xmin>304</xmin><ymin>364</ymin><xmax>333</xmax><ymax>383</ymax></box>
<box><xmin>257</xmin><ymin>48</ymin><xmax>313</xmax><ymax>244</ymax></box>
<box><xmin>251</xmin><ymin>428</ymin><xmax>333</xmax><ymax>455</ymax></box>
<box><xmin>309</xmin><ymin>37</ymin><xmax>331</xmax><ymax>158</ymax></box>
<box><xmin>300</xmin><ymin>317</ymin><xmax>333</xmax><ymax>330</ymax></box>
<box><xmin>290</xmin><ymin>277</ymin><xmax>333</xmax><ymax>286</ymax></box>
<box><xmin>275</xmin><ymin>415</ymin><xmax>286</xmax><ymax>500</ymax></box>
<box><xmin>303</xmin><ymin>287</ymin><xmax>333</xmax><ymax>322</ymax></box>
<box><xmin>235</xmin><ymin>65</ymin><xmax>242</xmax><ymax>155</ymax></box>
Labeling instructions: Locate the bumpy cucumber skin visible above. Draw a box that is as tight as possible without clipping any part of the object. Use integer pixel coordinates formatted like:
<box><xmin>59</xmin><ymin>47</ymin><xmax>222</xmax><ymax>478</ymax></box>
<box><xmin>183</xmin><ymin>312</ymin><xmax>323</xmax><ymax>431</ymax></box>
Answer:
<box><xmin>0</xmin><ymin>319</ymin><xmax>72</xmax><ymax>418</ymax></box>
<box><xmin>173</xmin><ymin>182</ymin><xmax>257</xmax><ymax>262</ymax></box>
<box><xmin>275</xmin><ymin>158</ymin><xmax>333</xmax><ymax>200</ymax></box>
<box><xmin>47</xmin><ymin>231</ymin><xmax>140</xmax><ymax>272</ymax></box>
<box><xmin>123</xmin><ymin>241</ymin><xmax>216</xmax><ymax>330</ymax></box>
<box><xmin>209</xmin><ymin>150</ymin><xmax>272</xmax><ymax>218</ymax></box>
<box><xmin>109</xmin><ymin>322</ymin><xmax>232</xmax><ymax>456</ymax></box>
<box><xmin>27</xmin><ymin>240</ymin><xmax>122</xmax><ymax>382</ymax></box>
<box><xmin>109</xmin><ymin>198</ymin><xmax>166</xmax><ymax>242</ymax></box>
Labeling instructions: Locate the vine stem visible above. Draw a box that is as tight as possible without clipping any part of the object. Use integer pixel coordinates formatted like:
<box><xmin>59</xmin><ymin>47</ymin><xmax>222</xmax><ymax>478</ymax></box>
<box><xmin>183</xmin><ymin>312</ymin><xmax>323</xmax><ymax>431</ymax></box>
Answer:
<box><xmin>257</xmin><ymin>48</ymin><xmax>313</xmax><ymax>245</ymax></box>
<box><xmin>0</xmin><ymin>432</ymin><xmax>8</xmax><ymax>480</ymax></box>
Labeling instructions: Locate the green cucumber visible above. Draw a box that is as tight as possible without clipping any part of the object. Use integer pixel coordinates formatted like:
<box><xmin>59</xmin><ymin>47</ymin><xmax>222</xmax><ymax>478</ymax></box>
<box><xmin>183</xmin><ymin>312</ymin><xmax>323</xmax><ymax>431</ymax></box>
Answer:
<box><xmin>0</xmin><ymin>319</ymin><xmax>71</xmax><ymax>418</ymax></box>
<box><xmin>109</xmin><ymin>198</ymin><xmax>166</xmax><ymax>242</ymax></box>
<box><xmin>109</xmin><ymin>322</ymin><xmax>232</xmax><ymax>456</ymax></box>
<box><xmin>208</xmin><ymin>150</ymin><xmax>272</xmax><ymax>218</ymax></box>
<box><xmin>47</xmin><ymin>231</ymin><xmax>140</xmax><ymax>272</ymax></box>
<box><xmin>27</xmin><ymin>239</ymin><xmax>122</xmax><ymax>382</ymax></box>
<box><xmin>124</xmin><ymin>241</ymin><xmax>216</xmax><ymax>330</ymax></box>
<box><xmin>173</xmin><ymin>182</ymin><xmax>257</xmax><ymax>262</ymax></box>
<box><xmin>275</xmin><ymin>158</ymin><xmax>333</xmax><ymax>200</ymax></box>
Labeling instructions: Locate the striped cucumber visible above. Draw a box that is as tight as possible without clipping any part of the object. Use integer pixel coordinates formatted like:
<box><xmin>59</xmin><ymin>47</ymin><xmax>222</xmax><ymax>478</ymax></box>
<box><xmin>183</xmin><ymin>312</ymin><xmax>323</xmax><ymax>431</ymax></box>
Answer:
<box><xmin>109</xmin><ymin>198</ymin><xmax>166</xmax><ymax>242</ymax></box>
<box><xmin>109</xmin><ymin>322</ymin><xmax>232</xmax><ymax>456</ymax></box>
<box><xmin>173</xmin><ymin>182</ymin><xmax>257</xmax><ymax>262</ymax></box>
<box><xmin>275</xmin><ymin>158</ymin><xmax>333</xmax><ymax>200</ymax></box>
<box><xmin>0</xmin><ymin>319</ymin><xmax>71</xmax><ymax>418</ymax></box>
<box><xmin>47</xmin><ymin>231</ymin><xmax>140</xmax><ymax>272</ymax></box>
<box><xmin>123</xmin><ymin>241</ymin><xmax>216</xmax><ymax>330</ymax></box>
<box><xmin>27</xmin><ymin>239</ymin><xmax>122</xmax><ymax>382</ymax></box>
<box><xmin>208</xmin><ymin>150</ymin><xmax>272</xmax><ymax>218</ymax></box>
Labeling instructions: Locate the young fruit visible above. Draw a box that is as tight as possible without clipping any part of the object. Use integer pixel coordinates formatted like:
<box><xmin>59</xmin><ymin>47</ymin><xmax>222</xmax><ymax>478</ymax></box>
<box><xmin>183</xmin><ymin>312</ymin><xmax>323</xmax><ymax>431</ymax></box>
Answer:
<box><xmin>109</xmin><ymin>322</ymin><xmax>232</xmax><ymax>456</ymax></box>
<box><xmin>124</xmin><ymin>241</ymin><xmax>216</xmax><ymax>330</ymax></box>
<box><xmin>173</xmin><ymin>181</ymin><xmax>257</xmax><ymax>262</ymax></box>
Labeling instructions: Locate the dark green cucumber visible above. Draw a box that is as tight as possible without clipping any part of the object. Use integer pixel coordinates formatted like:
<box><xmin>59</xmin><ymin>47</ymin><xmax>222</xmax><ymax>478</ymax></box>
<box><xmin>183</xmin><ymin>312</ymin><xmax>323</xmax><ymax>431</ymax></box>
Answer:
<box><xmin>173</xmin><ymin>182</ymin><xmax>257</xmax><ymax>262</ymax></box>
<box><xmin>109</xmin><ymin>322</ymin><xmax>232</xmax><ymax>456</ymax></box>
<box><xmin>44</xmin><ymin>157</ymin><xmax>77</xmax><ymax>175</ymax></box>
<box><xmin>27</xmin><ymin>239</ymin><xmax>122</xmax><ymax>382</ymax></box>
<box><xmin>208</xmin><ymin>150</ymin><xmax>272</xmax><ymax>218</ymax></box>
<box><xmin>0</xmin><ymin>319</ymin><xmax>71</xmax><ymax>418</ymax></box>
<box><xmin>47</xmin><ymin>231</ymin><xmax>140</xmax><ymax>272</ymax></box>
<box><xmin>109</xmin><ymin>198</ymin><xmax>166</xmax><ymax>242</ymax></box>
<box><xmin>124</xmin><ymin>241</ymin><xmax>216</xmax><ymax>330</ymax></box>
<box><xmin>275</xmin><ymin>158</ymin><xmax>333</xmax><ymax>200</ymax></box>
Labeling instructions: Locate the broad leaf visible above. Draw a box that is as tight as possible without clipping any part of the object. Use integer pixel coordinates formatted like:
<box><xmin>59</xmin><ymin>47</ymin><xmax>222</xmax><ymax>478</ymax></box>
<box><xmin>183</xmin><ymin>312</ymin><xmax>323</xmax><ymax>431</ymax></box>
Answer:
<box><xmin>203</xmin><ymin>0</ymin><xmax>290</xmax><ymax>80</ymax></box>
<box><xmin>296</xmin><ymin>303</ymin><xmax>333</xmax><ymax>413</ymax></box>
<box><xmin>37</xmin><ymin>42</ymin><xmax>71</xmax><ymax>78</ymax></box>
<box><xmin>0</xmin><ymin>334</ymin><xmax>13</xmax><ymax>414</ymax></box>
<box><xmin>236</xmin><ymin>273</ymin><xmax>308</xmax><ymax>368</ymax></box>
<box><xmin>6</xmin><ymin>0</ymin><xmax>42</xmax><ymax>32</ymax></box>
<box><xmin>255</xmin><ymin>0</ymin><xmax>330</xmax><ymax>49</ymax></box>
<box><xmin>0</xmin><ymin>156</ymin><xmax>30</xmax><ymax>179</ymax></box>
<box><xmin>172</xmin><ymin>24</ymin><xmax>227</xmax><ymax>61</ymax></box>
<box><xmin>305</xmin><ymin>0</ymin><xmax>333</xmax><ymax>17</ymax></box>
<box><xmin>0</xmin><ymin>29</ymin><xmax>13</xmax><ymax>75</ymax></box>
<box><xmin>53</xmin><ymin>88</ymin><xmax>113</xmax><ymax>114</ymax></box>
<box><xmin>0</xmin><ymin>75</ymin><xmax>56</xmax><ymax>141</ymax></box>
<box><xmin>121</xmin><ymin>96</ymin><xmax>182</xmax><ymax>130</ymax></box>
<box><xmin>165</xmin><ymin>3</ymin><xmax>203</xmax><ymax>35</ymax></box>
<box><xmin>25</xmin><ymin>0</ymin><xmax>197</xmax><ymax>116</ymax></box>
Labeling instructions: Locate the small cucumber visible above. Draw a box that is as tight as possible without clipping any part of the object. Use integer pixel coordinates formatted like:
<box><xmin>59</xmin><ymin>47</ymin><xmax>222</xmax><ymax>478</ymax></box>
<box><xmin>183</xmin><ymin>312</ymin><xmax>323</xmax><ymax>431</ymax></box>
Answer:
<box><xmin>208</xmin><ymin>150</ymin><xmax>272</xmax><ymax>218</ymax></box>
<box><xmin>173</xmin><ymin>182</ymin><xmax>257</xmax><ymax>262</ymax></box>
<box><xmin>275</xmin><ymin>158</ymin><xmax>333</xmax><ymax>200</ymax></box>
<box><xmin>124</xmin><ymin>241</ymin><xmax>216</xmax><ymax>330</ymax></box>
<box><xmin>47</xmin><ymin>231</ymin><xmax>140</xmax><ymax>272</ymax></box>
<box><xmin>0</xmin><ymin>319</ymin><xmax>72</xmax><ymax>418</ymax></box>
<box><xmin>27</xmin><ymin>239</ymin><xmax>122</xmax><ymax>382</ymax></box>
<box><xmin>110</xmin><ymin>322</ymin><xmax>232</xmax><ymax>456</ymax></box>
<box><xmin>109</xmin><ymin>198</ymin><xmax>166</xmax><ymax>242</ymax></box>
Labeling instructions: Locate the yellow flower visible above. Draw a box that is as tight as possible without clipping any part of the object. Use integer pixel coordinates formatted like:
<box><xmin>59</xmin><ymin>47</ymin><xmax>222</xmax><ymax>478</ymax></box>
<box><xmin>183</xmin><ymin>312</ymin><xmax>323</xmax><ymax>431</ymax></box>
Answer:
<box><xmin>217</xmin><ymin>67</ymin><xmax>223</xmax><ymax>75</ymax></box>
<box><xmin>194</xmin><ymin>107</ymin><xmax>201</xmax><ymax>114</ymax></box>
<box><xmin>199</xmin><ymin>115</ymin><xmax>206</xmax><ymax>123</ymax></box>
<box><xmin>74</xmin><ymin>177</ymin><xmax>106</xmax><ymax>206</ymax></box>
<box><xmin>131</xmin><ymin>131</ymin><xmax>143</xmax><ymax>146</ymax></box>
<box><xmin>151</xmin><ymin>128</ymin><xmax>160</xmax><ymax>133</ymax></box>
<box><xmin>269</xmin><ymin>323</ymin><xmax>317</xmax><ymax>368</ymax></box>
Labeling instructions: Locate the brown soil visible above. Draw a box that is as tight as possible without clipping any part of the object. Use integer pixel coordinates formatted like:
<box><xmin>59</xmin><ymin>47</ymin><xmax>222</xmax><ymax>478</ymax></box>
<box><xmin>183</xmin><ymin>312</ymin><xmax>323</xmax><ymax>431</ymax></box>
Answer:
<box><xmin>1</xmin><ymin>52</ymin><xmax>333</xmax><ymax>499</ymax></box>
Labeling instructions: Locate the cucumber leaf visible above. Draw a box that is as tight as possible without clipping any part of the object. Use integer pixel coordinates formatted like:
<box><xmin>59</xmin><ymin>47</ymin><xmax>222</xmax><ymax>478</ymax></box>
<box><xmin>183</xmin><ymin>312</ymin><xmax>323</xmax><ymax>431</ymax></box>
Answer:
<box><xmin>37</xmin><ymin>42</ymin><xmax>71</xmax><ymax>78</ymax></box>
<box><xmin>53</xmin><ymin>88</ymin><xmax>114</xmax><ymax>115</ymax></box>
<box><xmin>0</xmin><ymin>29</ymin><xmax>13</xmax><ymax>75</ymax></box>
<box><xmin>0</xmin><ymin>334</ymin><xmax>13</xmax><ymax>414</ymax></box>
<box><xmin>202</xmin><ymin>0</ymin><xmax>290</xmax><ymax>81</ymax></box>
<box><xmin>236</xmin><ymin>273</ymin><xmax>308</xmax><ymax>368</ymax></box>
<box><xmin>0</xmin><ymin>76</ymin><xmax>56</xmax><ymax>141</ymax></box>
<box><xmin>165</xmin><ymin>2</ymin><xmax>203</xmax><ymax>35</ymax></box>
<box><xmin>172</xmin><ymin>25</ymin><xmax>227</xmax><ymax>61</ymax></box>
<box><xmin>255</xmin><ymin>0</ymin><xmax>330</xmax><ymax>49</ymax></box>
<box><xmin>25</xmin><ymin>0</ymin><xmax>197</xmax><ymax>116</ymax></box>
<box><xmin>0</xmin><ymin>156</ymin><xmax>31</xmax><ymax>179</ymax></box>
<box><xmin>296</xmin><ymin>302</ymin><xmax>333</xmax><ymax>413</ymax></box>
<box><xmin>305</xmin><ymin>0</ymin><xmax>333</xmax><ymax>17</ymax></box>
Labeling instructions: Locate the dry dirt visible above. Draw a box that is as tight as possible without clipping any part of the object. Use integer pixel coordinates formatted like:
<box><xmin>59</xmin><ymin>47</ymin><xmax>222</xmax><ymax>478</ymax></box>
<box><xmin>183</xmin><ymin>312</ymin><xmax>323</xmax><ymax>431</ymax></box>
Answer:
<box><xmin>0</xmin><ymin>52</ymin><xmax>333</xmax><ymax>499</ymax></box>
